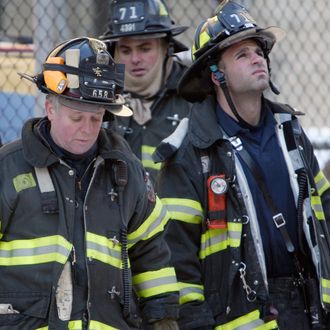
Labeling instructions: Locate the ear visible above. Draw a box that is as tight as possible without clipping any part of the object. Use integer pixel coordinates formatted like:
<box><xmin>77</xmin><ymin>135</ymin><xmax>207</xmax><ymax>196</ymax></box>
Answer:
<box><xmin>45</xmin><ymin>97</ymin><xmax>56</xmax><ymax>120</ymax></box>
<box><xmin>211</xmin><ymin>72</ymin><xmax>220</xmax><ymax>86</ymax></box>
<box><xmin>211</xmin><ymin>70</ymin><xmax>225</xmax><ymax>87</ymax></box>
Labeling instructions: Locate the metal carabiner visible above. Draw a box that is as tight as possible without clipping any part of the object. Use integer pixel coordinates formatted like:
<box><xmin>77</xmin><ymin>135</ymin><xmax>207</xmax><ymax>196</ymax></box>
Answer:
<box><xmin>238</xmin><ymin>262</ymin><xmax>257</xmax><ymax>302</ymax></box>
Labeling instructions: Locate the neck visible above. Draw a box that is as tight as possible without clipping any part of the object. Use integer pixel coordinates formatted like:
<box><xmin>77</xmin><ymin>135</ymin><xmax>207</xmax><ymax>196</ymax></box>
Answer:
<box><xmin>217</xmin><ymin>89</ymin><xmax>263</xmax><ymax>126</ymax></box>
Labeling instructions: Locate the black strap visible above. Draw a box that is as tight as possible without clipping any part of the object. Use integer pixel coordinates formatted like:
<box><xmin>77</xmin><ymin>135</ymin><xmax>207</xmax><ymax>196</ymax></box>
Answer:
<box><xmin>230</xmin><ymin>137</ymin><xmax>295</xmax><ymax>253</ymax></box>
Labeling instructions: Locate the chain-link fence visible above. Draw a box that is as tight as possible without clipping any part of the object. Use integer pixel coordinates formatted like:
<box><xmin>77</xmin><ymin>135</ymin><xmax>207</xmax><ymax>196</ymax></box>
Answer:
<box><xmin>1</xmin><ymin>0</ymin><xmax>330</xmax><ymax>167</ymax></box>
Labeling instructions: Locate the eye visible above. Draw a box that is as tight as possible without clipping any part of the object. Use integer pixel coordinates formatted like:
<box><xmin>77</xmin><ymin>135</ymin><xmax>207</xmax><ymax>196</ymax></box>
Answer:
<box><xmin>119</xmin><ymin>48</ymin><xmax>131</xmax><ymax>56</ymax></box>
<box><xmin>256</xmin><ymin>49</ymin><xmax>265</xmax><ymax>58</ymax></box>
<box><xmin>71</xmin><ymin>116</ymin><xmax>82</xmax><ymax>122</ymax></box>
<box><xmin>141</xmin><ymin>46</ymin><xmax>152</xmax><ymax>53</ymax></box>
<box><xmin>237</xmin><ymin>52</ymin><xmax>247</xmax><ymax>59</ymax></box>
<box><xmin>91</xmin><ymin>116</ymin><xmax>103</xmax><ymax>123</ymax></box>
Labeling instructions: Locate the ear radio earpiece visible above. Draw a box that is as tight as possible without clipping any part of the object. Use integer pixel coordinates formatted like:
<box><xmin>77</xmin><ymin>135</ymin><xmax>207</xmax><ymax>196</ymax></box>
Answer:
<box><xmin>43</xmin><ymin>57</ymin><xmax>68</xmax><ymax>94</ymax></box>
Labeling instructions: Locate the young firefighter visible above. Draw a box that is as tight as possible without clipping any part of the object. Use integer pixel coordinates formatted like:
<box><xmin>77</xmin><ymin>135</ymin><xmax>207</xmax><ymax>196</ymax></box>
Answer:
<box><xmin>154</xmin><ymin>1</ymin><xmax>330</xmax><ymax>329</ymax></box>
<box><xmin>100</xmin><ymin>0</ymin><xmax>192</xmax><ymax>185</ymax></box>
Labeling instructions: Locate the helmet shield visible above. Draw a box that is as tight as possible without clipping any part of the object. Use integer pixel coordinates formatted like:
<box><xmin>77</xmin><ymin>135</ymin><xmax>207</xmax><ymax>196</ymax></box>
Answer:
<box><xmin>100</xmin><ymin>0</ymin><xmax>188</xmax><ymax>53</ymax></box>
<box><xmin>178</xmin><ymin>0</ymin><xmax>285</xmax><ymax>102</ymax></box>
<box><xmin>22</xmin><ymin>37</ymin><xmax>132</xmax><ymax>117</ymax></box>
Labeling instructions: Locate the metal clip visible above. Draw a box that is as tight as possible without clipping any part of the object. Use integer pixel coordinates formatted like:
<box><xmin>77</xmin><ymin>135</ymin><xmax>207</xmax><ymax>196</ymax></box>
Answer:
<box><xmin>166</xmin><ymin>114</ymin><xmax>181</xmax><ymax>126</ymax></box>
<box><xmin>239</xmin><ymin>262</ymin><xmax>257</xmax><ymax>302</ymax></box>
<box><xmin>107</xmin><ymin>286</ymin><xmax>120</xmax><ymax>299</ymax></box>
<box><xmin>229</xmin><ymin>136</ymin><xmax>243</xmax><ymax>151</ymax></box>
<box><xmin>273</xmin><ymin>213</ymin><xmax>286</xmax><ymax>228</ymax></box>
<box><xmin>0</xmin><ymin>304</ymin><xmax>19</xmax><ymax>314</ymax></box>
<box><xmin>110</xmin><ymin>235</ymin><xmax>120</xmax><ymax>248</ymax></box>
<box><xmin>108</xmin><ymin>188</ymin><xmax>118</xmax><ymax>202</ymax></box>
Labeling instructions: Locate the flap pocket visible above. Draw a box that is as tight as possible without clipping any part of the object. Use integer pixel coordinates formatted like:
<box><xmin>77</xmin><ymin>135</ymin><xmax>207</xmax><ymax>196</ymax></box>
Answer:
<box><xmin>0</xmin><ymin>291</ymin><xmax>50</xmax><ymax>319</ymax></box>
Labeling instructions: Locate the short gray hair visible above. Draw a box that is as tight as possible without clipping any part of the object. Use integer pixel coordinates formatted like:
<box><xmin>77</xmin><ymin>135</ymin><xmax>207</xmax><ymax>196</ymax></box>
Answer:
<box><xmin>46</xmin><ymin>94</ymin><xmax>60</xmax><ymax>112</ymax></box>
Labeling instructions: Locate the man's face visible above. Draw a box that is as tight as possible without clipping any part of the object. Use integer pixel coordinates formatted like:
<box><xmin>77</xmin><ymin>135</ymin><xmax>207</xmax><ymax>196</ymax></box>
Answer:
<box><xmin>219</xmin><ymin>39</ymin><xmax>269</xmax><ymax>94</ymax></box>
<box><xmin>45</xmin><ymin>98</ymin><xmax>105</xmax><ymax>155</ymax></box>
<box><xmin>116</xmin><ymin>37</ymin><xmax>161</xmax><ymax>77</ymax></box>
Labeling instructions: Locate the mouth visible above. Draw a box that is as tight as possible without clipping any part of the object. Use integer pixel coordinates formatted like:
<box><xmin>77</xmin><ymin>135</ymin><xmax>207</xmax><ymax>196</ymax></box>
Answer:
<box><xmin>252</xmin><ymin>69</ymin><xmax>267</xmax><ymax>76</ymax></box>
<box><xmin>131</xmin><ymin>68</ymin><xmax>146</xmax><ymax>76</ymax></box>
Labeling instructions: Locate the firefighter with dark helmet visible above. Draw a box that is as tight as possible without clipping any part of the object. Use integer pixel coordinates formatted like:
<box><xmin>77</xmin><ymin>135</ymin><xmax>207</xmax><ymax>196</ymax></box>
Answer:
<box><xmin>99</xmin><ymin>0</ymin><xmax>192</xmax><ymax>185</ymax></box>
<box><xmin>153</xmin><ymin>1</ymin><xmax>330</xmax><ymax>329</ymax></box>
<box><xmin>0</xmin><ymin>37</ymin><xmax>180</xmax><ymax>329</ymax></box>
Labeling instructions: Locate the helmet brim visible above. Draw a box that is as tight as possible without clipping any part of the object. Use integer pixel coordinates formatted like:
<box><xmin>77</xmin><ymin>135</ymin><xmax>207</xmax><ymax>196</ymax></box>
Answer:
<box><xmin>100</xmin><ymin>26</ymin><xmax>189</xmax><ymax>53</ymax></box>
<box><xmin>48</xmin><ymin>89</ymin><xmax>132</xmax><ymax>117</ymax></box>
<box><xmin>100</xmin><ymin>25</ymin><xmax>188</xmax><ymax>41</ymax></box>
<box><xmin>178</xmin><ymin>26</ymin><xmax>285</xmax><ymax>103</ymax></box>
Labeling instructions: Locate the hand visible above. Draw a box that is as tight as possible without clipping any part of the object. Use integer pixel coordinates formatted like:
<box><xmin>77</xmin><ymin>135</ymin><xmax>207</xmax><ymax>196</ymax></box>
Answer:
<box><xmin>151</xmin><ymin>318</ymin><xmax>179</xmax><ymax>330</ymax></box>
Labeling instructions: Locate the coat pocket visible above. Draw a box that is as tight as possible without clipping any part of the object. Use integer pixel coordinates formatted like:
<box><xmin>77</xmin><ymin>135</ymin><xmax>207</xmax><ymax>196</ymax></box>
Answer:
<box><xmin>0</xmin><ymin>291</ymin><xmax>50</xmax><ymax>326</ymax></box>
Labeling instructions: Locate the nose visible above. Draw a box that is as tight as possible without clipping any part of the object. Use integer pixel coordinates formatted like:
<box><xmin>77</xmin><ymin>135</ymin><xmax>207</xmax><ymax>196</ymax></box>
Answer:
<box><xmin>81</xmin><ymin>118</ymin><xmax>94</xmax><ymax>135</ymax></box>
<box><xmin>131</xmin><ymin>50</ymin><xmax>141</xmax><ymax>64</ymax></box>
<box><xmin>251</xmin><ymin>52</ymin><xmax>264</xmax><ymax>65</ymax></box>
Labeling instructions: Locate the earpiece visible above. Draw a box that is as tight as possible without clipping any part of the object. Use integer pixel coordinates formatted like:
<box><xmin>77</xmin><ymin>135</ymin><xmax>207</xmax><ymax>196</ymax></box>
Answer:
<box><xmin>210</xmin><ymin>64</ymin><xmax>225</xmax><ymax>85</ymax></box>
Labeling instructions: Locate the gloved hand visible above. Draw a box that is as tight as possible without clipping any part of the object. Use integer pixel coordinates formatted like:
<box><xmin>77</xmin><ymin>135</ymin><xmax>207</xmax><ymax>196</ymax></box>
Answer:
<box><xmin>151</xmin><ymin>318</ymin><xmax>179</xmax><ymax>330</ymax></box>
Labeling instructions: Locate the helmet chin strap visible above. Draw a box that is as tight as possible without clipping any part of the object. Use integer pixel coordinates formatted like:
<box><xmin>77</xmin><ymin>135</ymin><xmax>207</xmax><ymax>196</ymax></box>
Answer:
<box><xmin>210</xmin><ymin>62</ymin><xmax>280</xmax><ymax>128</ymax></box>
<box><xmin>210</xmin><ymin>64</ymin><xmax>255</xmax><ymax>129</ymax></box>
<box><xmin>266</xmin><ymin>55</ymin><xmax>280</xmax><ymax>95</ymax></box>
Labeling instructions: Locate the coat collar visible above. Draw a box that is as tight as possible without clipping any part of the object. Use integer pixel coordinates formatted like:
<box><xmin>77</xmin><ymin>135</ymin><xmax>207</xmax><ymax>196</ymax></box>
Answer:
<box><xmin>187</xmin><ymin>96</ymin><xmax>304</xmax><ymax>150</ymax></box>
<box><xmin>188</xmin><ymin>96</ymin><xmax>225</xmax><ymax>149</ymax></box>
<box><xmin>22</xmin><ymin>117</ymin><xmax>136</xmax><ymax>168</ymax></box>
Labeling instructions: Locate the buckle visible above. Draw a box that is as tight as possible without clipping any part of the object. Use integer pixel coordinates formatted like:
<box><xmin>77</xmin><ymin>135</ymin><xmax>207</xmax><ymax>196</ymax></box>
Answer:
<box><xmin>229</xmin><ymin>136</ymin><xmax>243</xmax><ymax>151</ymax></box>
<box><xmin>273</xmin><ymin>213</ymin><xmax>286</xmax><ymax>228</ymax></box>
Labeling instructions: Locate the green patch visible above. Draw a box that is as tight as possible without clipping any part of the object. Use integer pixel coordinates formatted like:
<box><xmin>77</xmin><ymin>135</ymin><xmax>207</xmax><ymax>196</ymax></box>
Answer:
<box><xmin>13</xmin><ymin>172</ymin><xmax>36</xmax><ymax>192</ymax></box>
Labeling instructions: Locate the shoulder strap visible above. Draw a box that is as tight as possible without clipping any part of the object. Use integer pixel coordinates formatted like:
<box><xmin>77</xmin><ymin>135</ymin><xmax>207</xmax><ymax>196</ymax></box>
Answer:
<box><xmin>34</xmin><ymin>167</ymin><xmax>58</xmax><ymax>214</ymax></box>
<box><xmin>229</xmin><ymin>136</ymin><xmax>296</xmax><ymax>253</ymax></box>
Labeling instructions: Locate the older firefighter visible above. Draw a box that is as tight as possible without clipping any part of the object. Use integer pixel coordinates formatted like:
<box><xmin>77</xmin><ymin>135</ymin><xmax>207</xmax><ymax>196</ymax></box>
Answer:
<box><xmin>100</xmin><ymin>0</ymin><xmax>192</xmax><ymax>185</ymax></box>
<box><xmin>153</xmin><ymin>1</ymin><xmax>330</xmax><ymax>329</ymax></box>
<box><xmin>0</xmin><ymin>37</ymin><xmax>179</xmax><ymax>329</ymax></box>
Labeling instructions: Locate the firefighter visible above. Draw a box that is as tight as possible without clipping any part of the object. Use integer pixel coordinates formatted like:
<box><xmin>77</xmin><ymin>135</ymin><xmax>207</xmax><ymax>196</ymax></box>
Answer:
<box><xmin>0</xmin><ymin>37</ymin><xmax>179</xmax><ymax>329</ymax></box>
<box><xmin>153</xmin><ymin>1</ymin><xmax>330</xmax><ymax>329</ymax></box>
<box><xmin>100</xmin><ymin>0</ymin><xmax>192</xmax><ymax>185</ymax></box>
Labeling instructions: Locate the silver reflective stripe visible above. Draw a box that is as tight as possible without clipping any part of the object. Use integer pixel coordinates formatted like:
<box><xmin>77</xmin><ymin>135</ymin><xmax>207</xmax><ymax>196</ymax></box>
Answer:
<box><xmin>180</xmin><ymin>285</ymin><xmax>203</xmax><ymax>298</ymax></box>
<box><xmin>134</xmin><ymin>274</ymin><xmax>177</xmax><ymax>293</ymax></box>
<box><xmin>0</xmin><ymin>244</ymin><xmax>69</xmax><ymax>258</ymax></box>
<box><xmin>234</xmin><ymin>319</ymin><xmax>264</xmax><ymax>330</ymax></box>
<box><xmin>34</xmin><ymin>167</ymin><xmax>55</xmax><ymax>193</ymax></box>
<box><xmin>234</xmin><ymin>156</ymin><xmax>267</xmax><ymax>285</ymax></box>
<box><xmin>128</xmin><ymin>202</ymin><xmax>168</xmax><ymax>245</ymax></box>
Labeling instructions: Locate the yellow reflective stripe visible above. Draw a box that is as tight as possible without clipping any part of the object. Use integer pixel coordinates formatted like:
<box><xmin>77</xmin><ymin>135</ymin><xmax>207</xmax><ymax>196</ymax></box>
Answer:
<box><xmin>311</xmin><ymin>196</ymin><xmax>325</xmax><ymax>220</ymax></box>
<box><xmin>142</xmin><ymin>145</ymin><xmax>161</xmax><ymax>170</ymax></box>
<box><xmin>199</xmin><ymin>29</ymin><xmax>211</xmax><ymax>50</ymax></box>
<box><xmin>69</xmin><ymin>320</ymin><xmax>83</xmax><ymax>330</ymax></box>
<box><xmin>0</xmin><ymin>235</ymin><xmax>71</xmax><ymax>266</ymax></box>
<box><xmin>89</xmin><ymin>320</ymin><xmax>118</xmax><ymax>329</ymax></box>
<box><xmin>315</xmin><ymin>171</ymin><xmax>330</xmax><ymax>196</ymax></box>
<box><xmin>200</xmin><ymin>222</ymin><xmax>241</xmax><ymax>260</ymax></box>
<box><xmin>178</xmin><ymin>282</ymin><xmax>204</xmax><ymax>304</ymax></box>
<box><xmin>128</xmin><ymin>196</ymin><xmax>169</xmax><ymax>246</ymax></box>
<box><xmin>159</xmin><ymin>1</ymin><xmax>168</xmax><ymax>16</ymax></box>
<box><xmin>133</xmin><ymin>267</ymin><xmax>179</xmax><ymax>298</ymax></box>
<box><xmin>254</xmin><ymin>320</ymin><xmax>278</xmax><ymax>330</ymax></box>
<box><xmin>36</xmin><ymin>320</ymin><xmax>118</xmax><ymax>330</ymax></box>
<box><xmin>161</xmin><ymin>198</ymin><xmax>203</xmax><ymax>224</ymax></box>
<box><xmin>216</xmin><ymin>309</ymin><xmax>278</xmax><ymax>330</ymax></box>
<box><xmin>321</xmin><ymin>278</ymin><xmax>330</xmax><ymax>304</ymax></box>
<box><xmin>86</xmin><ymin>232</ymin><xmax>125</xmax><ymax>269</ymax></box>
